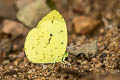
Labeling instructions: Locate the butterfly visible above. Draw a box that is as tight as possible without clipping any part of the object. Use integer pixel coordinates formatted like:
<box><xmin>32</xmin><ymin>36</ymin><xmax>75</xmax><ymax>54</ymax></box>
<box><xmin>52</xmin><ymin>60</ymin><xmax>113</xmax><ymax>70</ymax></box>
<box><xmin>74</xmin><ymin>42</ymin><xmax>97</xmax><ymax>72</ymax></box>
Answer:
<box><xmin>24</xmin><ymin>10</ymin><xmax>68</xmax><ymax>63</ymax></box>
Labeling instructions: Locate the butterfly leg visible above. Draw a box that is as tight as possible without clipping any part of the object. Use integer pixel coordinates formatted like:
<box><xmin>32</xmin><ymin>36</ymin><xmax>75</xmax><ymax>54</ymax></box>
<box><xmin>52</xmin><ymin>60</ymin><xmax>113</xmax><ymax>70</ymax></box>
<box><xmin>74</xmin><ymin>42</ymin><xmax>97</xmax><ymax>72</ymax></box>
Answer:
<box><xmin>60</xmin><ymin>61</ymin><xmax>71</xmax><ymax>68</ymax></box>
<box><xmin>51</xmin><ymin>62</ymin><xmax>56</xmax><ymax>69</ymax></box>
<box><xmin>51</xmin><ymin>57</ymin><xmax>57</xmax><ymax>69</ymax></box>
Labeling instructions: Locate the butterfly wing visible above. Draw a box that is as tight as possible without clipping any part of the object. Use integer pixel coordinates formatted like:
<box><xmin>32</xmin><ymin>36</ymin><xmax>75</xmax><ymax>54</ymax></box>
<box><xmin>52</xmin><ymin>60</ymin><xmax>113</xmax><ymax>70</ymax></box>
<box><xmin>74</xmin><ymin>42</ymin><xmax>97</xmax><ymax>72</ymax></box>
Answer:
<box><xmin>24</xmin><ymin>10</ymin><xmax>68</xmax><ymax>63</ymax></box>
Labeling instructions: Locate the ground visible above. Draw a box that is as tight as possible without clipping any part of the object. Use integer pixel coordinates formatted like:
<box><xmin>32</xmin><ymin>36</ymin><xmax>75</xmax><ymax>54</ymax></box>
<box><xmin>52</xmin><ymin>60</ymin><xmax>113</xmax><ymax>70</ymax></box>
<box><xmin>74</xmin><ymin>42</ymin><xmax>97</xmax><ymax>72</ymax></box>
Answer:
<box><xmin>0</xmin><ymin>0</ymin><xmax>120</xmax><ymax>80</ymax></box>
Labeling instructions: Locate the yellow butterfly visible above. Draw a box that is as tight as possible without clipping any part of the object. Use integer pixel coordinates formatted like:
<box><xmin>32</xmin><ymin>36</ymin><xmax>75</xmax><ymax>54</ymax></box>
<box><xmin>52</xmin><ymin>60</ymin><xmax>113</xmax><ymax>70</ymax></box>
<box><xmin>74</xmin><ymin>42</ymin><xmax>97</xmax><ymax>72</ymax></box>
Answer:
<box><xmin>24</xmin><ymin>10</ymin><xmax>68</xmax><ymax>63</ymax></box>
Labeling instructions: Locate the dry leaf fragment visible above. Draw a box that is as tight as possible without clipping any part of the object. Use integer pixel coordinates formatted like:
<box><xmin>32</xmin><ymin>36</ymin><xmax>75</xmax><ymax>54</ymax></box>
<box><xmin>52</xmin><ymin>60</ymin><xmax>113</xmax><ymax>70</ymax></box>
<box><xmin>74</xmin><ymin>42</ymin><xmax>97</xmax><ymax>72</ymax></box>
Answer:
<box><xmin>67</xmin><ymin>40</ymin><xmax>98</xmax><ymax>59</ymax></box>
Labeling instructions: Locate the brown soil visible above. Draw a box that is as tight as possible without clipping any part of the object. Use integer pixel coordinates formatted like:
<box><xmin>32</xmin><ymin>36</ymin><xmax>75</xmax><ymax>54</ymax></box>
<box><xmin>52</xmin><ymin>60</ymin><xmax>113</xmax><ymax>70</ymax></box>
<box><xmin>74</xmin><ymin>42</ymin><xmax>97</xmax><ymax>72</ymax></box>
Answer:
<box><xmin>0</xmin><ymin>0</ymin><xmax>120</xmax><ymax>80</ymax></box>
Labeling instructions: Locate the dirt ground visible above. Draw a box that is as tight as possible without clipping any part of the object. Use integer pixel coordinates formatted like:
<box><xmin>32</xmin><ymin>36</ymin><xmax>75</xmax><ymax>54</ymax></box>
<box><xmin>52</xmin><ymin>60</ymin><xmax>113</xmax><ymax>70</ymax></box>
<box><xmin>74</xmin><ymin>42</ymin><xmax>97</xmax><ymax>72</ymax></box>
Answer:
<box><xmin>0</xmin><ymin>0</ymin><xmax>120</xmax><ymax>80</ymax></box>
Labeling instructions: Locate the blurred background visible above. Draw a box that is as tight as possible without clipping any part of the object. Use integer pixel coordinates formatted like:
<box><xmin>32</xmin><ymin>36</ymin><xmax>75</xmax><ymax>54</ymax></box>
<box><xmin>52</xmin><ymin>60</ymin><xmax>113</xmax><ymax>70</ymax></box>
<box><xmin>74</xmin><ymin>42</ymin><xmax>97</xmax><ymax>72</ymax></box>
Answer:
<box><xmin>0</xmin><ymin>0</ymin><xmax>120</xmax><ymax>80</ymax></box>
